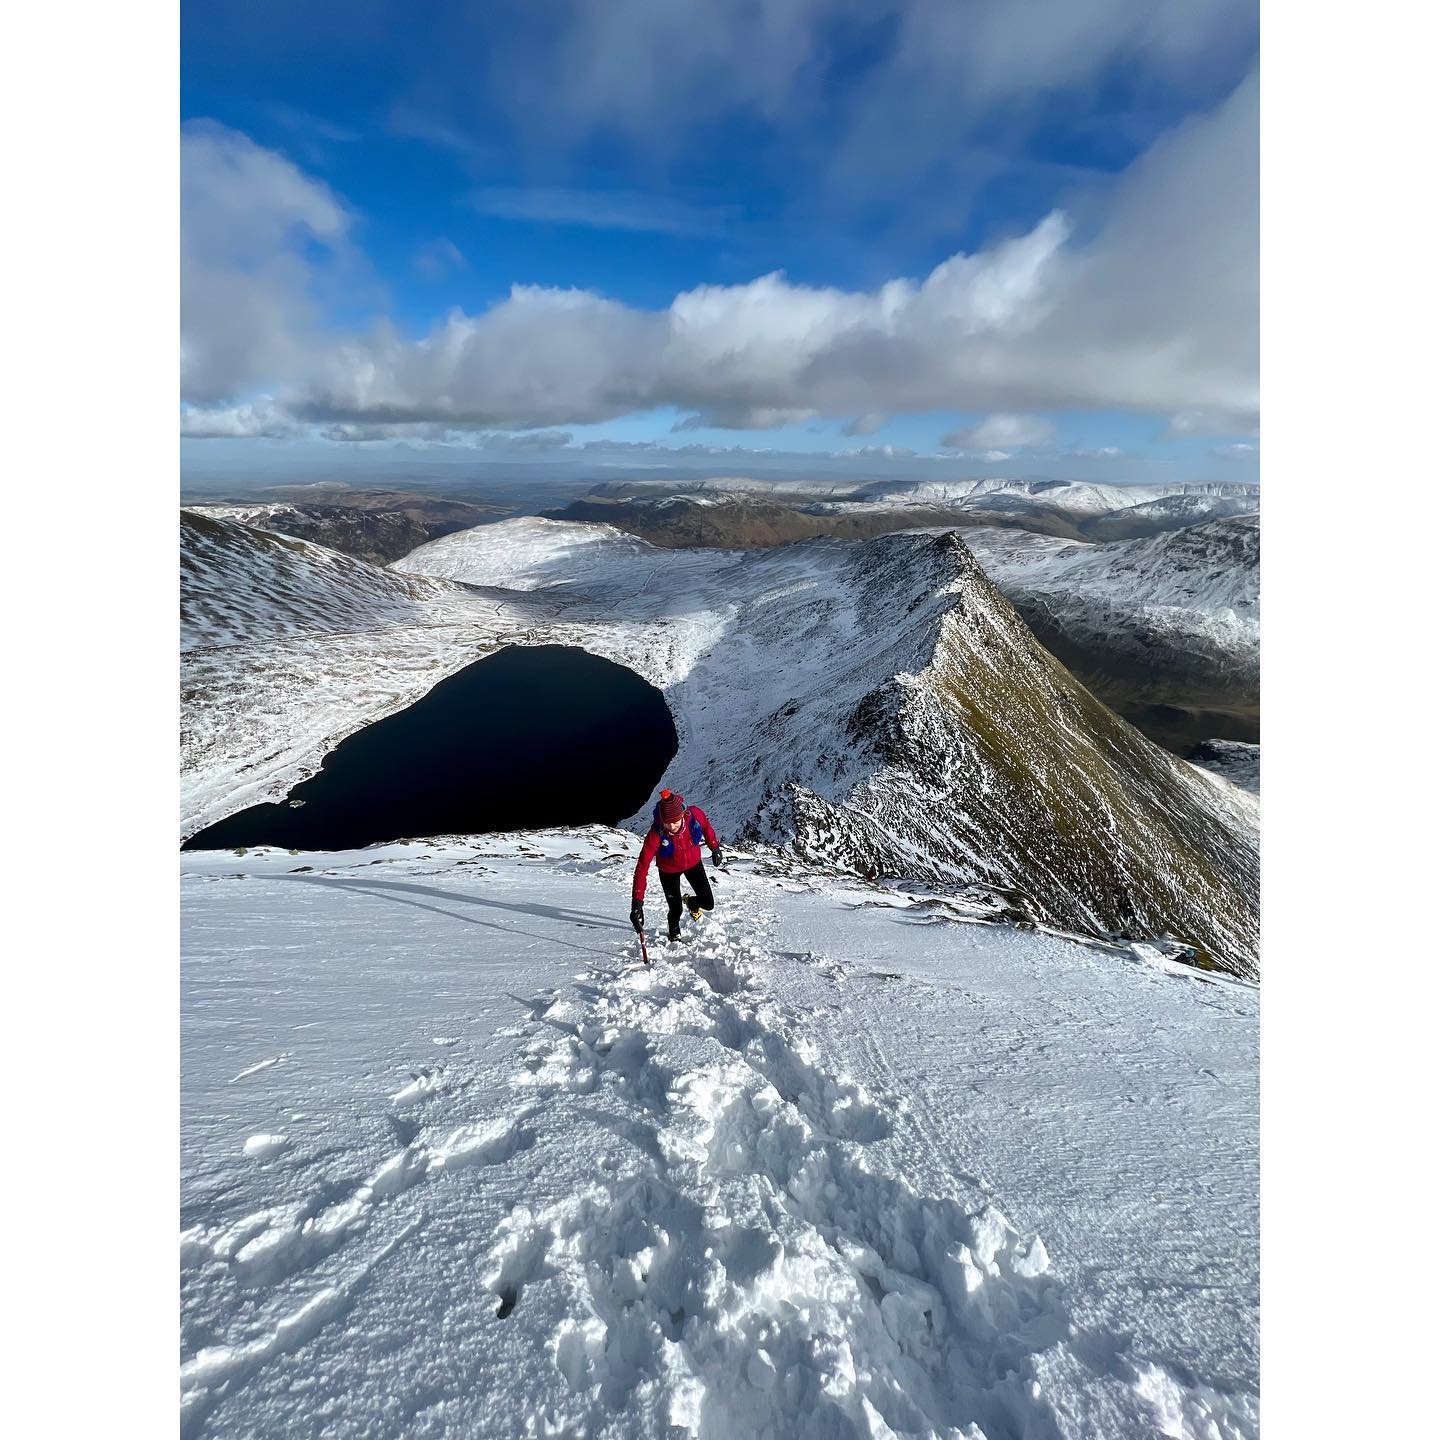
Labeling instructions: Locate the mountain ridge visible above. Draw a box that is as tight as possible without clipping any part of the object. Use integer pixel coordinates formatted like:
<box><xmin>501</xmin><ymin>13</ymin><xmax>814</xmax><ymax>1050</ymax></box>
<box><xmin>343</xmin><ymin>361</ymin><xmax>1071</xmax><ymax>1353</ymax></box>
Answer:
<box><xmin>182</xmin><ymin>510</ymin><xmax>1257</xmax><ymax>974</ymax></box>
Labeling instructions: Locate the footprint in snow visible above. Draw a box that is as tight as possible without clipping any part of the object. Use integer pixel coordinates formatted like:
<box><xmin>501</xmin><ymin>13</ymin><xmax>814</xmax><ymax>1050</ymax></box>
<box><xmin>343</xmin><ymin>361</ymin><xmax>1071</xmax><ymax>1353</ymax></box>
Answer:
<box><xmin>391</xmin><ymin>1069</ymin><xmax>446</xmax><ymax>1108</ymax></box>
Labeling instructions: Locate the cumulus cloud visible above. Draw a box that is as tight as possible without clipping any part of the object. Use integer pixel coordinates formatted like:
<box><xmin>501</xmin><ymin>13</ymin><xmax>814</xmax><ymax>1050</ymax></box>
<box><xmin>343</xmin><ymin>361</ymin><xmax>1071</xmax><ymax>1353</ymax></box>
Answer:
<box><xmin>941</xmin><ymin>413</ymin><xmax>1056</xmax><ymax>451</ymax></box>
<box><xmin>181</xmin><ymin>70</ymin><xmax>1257</xmax><ymax>437</ymax></box>
<box><xmin>181</xmin><ymin>122</ymin><xmax>355</xmax><ymax>404</ymax></box>
<box><xmin>276</xmin><ymin>211</ymin><xmax>1079</xmax><ymax>429</ymax></box>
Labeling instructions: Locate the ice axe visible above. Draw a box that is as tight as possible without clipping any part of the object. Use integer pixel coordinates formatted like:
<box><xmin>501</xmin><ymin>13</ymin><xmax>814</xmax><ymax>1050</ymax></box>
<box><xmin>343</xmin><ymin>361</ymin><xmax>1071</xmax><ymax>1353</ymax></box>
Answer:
<box><xmin>631</xmin><ymin>902</ymin><xmax>649</xmax><ymax>964</ymax></box>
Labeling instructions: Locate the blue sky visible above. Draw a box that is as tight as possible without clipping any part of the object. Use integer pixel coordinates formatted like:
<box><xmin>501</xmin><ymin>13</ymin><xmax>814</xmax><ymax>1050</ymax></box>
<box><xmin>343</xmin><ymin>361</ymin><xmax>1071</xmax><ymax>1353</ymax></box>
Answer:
<box><xmin>180</xmin><ymin>1</ymin><xmax>1259</xmax><ymax>485</ymax></box>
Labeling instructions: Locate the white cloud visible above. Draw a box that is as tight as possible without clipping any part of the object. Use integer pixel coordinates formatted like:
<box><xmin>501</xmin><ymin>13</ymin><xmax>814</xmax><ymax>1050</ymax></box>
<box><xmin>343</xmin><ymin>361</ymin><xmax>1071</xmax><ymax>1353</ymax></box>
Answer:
<box><xmin>181</xmin><ymin>122</ymin><xmax>354</xmax><ymax>404</ymax></box>
<box><xmin>1213</xmin><ymin>441</ymin><xmax>1257</xmax><ymax>460</ymax></box>
<box><xmin>473</xmin><ymin>187</ymin><xmax>736</xmax><ymax>236</ymax></box>
<box><xmin>180</xmin><ymin>399</ymin><xmax>298</xmax><ymax>439</ymax></box>
<box><xmin>182</xmin><ymin>72</ymin><xmax>1257</xmax><ymax>436</ymax></box>
<box><xmin>842</xmin><ymin>413</ymin><xmax>889</xmax><ymax>436</ymax></box>
<box><xmin>1167</xmin><ymin>407</ymin><xmax>1260</xmax><ymax>438</ymax></box>
<box><xmin>453</xmin><ymin>2</ymin><xmax>1253</xmax><ymax>200</ymax></box>
<box><xmin>941</xmin><ymin>413</ymin><xmax>1056</xmax><ymax>450</ymax></box>
<box><xmin>849</xmin><ymin>444</ymin><xmax>917</xmax><ymax>460</ymax></box>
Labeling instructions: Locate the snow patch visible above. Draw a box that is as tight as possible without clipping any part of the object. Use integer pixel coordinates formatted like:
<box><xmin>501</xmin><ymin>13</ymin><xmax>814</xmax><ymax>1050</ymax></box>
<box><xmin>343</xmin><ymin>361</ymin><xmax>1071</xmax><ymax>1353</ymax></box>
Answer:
<box><xmin>241</xmin><ymin>1133</ymin><xmax>289</xmax><ymax>1161</ymax></box>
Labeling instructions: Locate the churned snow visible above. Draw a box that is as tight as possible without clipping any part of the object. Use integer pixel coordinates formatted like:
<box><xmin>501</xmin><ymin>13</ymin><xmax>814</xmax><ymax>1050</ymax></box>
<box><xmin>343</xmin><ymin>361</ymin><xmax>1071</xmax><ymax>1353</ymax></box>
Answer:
<box><xmin>181</xmin><ymin>831</ymin><xmax>1257</xmax><ymax>1439</ymax></box>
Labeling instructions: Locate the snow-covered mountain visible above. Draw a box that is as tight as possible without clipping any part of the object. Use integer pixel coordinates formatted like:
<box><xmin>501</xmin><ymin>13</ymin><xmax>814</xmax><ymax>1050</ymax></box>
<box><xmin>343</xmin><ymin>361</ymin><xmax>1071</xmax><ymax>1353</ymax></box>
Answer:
<box><xmin>181</xmin><ymin>510</ymin><xmax>556</xmax><ymax>835</ymax></box>
<box><xmin>186</xmin><ymin>491</ymin><xmax>494</xmax><ymax>564</ymax></box>
<box><xmin>961</xmin><ymin>516</ymin><xmax>1259</xmax><ymax>737</ymax></box>
<box><xmin>581</xmin><ymin>477</ymin><xmax>1259</xmax><ymax>542</ymax></box>
<box><xmin>181</xmin><ymin>832</ymin><xmax>1258</xmax><ymax>1439</ymax></box>
<box><xmin>184</xmin><ymin>510</ymin><xmax>1257</xmax><ymax>973</ymax></box>
<box><xmin>1081</xmin><ymin>491</ymin><xmax>1258</xmax><ymax>541</ymax></box>
<box><xmin>844</xmin><ymin>478</ymin><xmax>1256</xmax><ymax>524</ymax></box>
<box><xmin>399</xmin><ymin>519</ymin><xmax>1257</xmax><ymax>974</ymax></box>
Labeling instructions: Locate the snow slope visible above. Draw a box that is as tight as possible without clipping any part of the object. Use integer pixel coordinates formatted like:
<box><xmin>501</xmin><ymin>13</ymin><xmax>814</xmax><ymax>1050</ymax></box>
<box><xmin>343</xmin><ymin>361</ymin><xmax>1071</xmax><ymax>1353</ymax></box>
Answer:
<box><xmin>961</xmin><ymin>517</ymin><xmax>1259</xmax><ymax>718</ymax></box>
<box><xmin>181</xmin><ymin>831</ymin><xmax>1257</xmax><ymax>1439</ymax></box>
<box><xmin>181</xmin><ymin>511</ymin><xmax>555</xmax><ymax>835</ymax></box>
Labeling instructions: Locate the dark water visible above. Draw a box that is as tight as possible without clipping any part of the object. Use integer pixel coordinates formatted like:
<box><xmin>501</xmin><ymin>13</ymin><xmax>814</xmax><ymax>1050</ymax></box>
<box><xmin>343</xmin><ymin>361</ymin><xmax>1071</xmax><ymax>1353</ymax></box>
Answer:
<box><xmin>185</xmin><ymin>645</ymin><xmax>678</xmax><ymax>851</ymax></box>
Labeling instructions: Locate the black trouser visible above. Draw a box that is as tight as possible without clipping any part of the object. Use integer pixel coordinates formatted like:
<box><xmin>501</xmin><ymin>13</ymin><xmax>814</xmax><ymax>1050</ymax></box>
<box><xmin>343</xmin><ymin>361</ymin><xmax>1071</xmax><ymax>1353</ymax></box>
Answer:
<box><xmin>659</xmin><ymin>862</ymin><xmax>714</xmax><ymax>934</ymax></box>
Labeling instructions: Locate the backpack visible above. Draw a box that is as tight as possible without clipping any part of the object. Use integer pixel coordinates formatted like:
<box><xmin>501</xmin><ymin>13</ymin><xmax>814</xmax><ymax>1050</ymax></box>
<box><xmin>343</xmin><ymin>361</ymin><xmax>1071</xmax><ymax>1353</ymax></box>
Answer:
<box><xmin>653</xmin><ymin>803</ymin><xmax>703</xmax><ymax>856</ymax></box>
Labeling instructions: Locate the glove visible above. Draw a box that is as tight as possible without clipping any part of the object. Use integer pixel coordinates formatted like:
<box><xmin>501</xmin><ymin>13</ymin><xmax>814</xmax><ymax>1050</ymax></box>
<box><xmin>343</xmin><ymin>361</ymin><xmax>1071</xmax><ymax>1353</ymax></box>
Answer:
<box><xmin>630</xmin><ymin>902</ymin><xmax>644</xmax><ymax>933</ymax></box>
<box><xmin>711</xmin><ymin>847</ymin><xmax>725</xmax><ymax>870</ymax></box>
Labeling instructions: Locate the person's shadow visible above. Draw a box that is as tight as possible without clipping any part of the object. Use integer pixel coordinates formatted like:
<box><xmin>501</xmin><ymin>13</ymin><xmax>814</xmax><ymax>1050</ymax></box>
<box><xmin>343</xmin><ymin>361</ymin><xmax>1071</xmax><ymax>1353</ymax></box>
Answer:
<box><xmin>275</xmin><ymin>875</ymin><xmax>629</xmax><ymax>959</ymax></box>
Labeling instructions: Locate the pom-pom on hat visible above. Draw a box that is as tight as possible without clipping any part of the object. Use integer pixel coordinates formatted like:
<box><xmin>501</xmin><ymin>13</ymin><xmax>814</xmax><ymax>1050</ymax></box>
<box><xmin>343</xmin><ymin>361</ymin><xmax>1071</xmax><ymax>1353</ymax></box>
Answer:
<box><xmin>658</xmin><ymin>789</ymin><xmax>685</xmax><ymax>823</ymax></box>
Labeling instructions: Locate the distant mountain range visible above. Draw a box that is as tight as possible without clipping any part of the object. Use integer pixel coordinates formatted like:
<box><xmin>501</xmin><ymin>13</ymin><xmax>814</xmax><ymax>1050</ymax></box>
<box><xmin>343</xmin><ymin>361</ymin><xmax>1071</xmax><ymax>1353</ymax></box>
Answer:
<box><xmin>550</xmin><ymin>477</ymin><xmax>1258</xmax><ymax>546</ymax></box>
<box><xmin>185</xmin><ymin>489</ymin><xmax>499</xmax><ymax>564</ymax></box>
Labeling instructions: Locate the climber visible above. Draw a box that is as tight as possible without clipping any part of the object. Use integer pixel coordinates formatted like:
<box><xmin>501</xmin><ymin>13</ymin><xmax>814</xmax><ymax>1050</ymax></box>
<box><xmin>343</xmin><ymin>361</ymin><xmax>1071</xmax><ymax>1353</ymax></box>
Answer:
<box><xmin>630</xmin><ymin>788</ymin><xmax>724</xmax><ymax>944</ymax></box>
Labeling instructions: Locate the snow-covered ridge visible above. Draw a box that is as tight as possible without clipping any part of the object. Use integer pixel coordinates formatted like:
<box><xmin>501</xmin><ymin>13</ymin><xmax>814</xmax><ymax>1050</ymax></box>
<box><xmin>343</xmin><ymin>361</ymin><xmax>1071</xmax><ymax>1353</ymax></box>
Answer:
<box><xmin>184</xmin><ymin>512</ymin><xmax>1257</xmax><ymax>973</ymax></box>
<box><xmin>962</xmin><ymin>515</ymin><xmax>1259</xmax><ymax>715</ymax></box>
<box><xmin>963</xmin><ymin>515</ymin><xmax>1257</xmax><ymax>615</ymax></box>
<box><xmin>182</xmin><ymin>509</ymin><xmax>472</xmax><ymax>648</ymax></box>
<box><xmin>185</xmin><ymin>494</ymin><xmax>494</xmax><ymax>565</ymax></box>
<box><xmin>584</xmin><ymin>476</ymin><xmax>1259</xmax><ymax>539</ymax></box>
<box><xmin>846</xmin><ymin>477</ymin><xmax>1256</xmax><ymax>518</ymax></box>
<box><xmin>399</xmin><ymin>520</ymin><xmax>1258</xmax><ymax>974</ymax></box>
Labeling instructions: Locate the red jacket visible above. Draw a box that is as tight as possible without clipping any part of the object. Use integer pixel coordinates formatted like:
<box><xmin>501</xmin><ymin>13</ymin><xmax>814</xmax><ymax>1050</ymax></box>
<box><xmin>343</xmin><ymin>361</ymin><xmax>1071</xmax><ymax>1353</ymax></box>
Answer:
<box><xmin>632</xmin><ymin>803</ymin><xmax>719</xmax><ymax>901</ymax></box>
